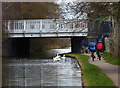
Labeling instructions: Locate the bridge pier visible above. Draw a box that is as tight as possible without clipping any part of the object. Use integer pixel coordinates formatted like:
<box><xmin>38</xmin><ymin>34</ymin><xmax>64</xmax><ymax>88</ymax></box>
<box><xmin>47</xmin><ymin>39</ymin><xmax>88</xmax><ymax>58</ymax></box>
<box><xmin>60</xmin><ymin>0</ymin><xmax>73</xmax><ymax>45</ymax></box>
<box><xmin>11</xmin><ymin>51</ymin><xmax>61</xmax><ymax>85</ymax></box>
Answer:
<box><xmin>71</xmin><ymin>37</ymin><xmax>85</xmax><ymax>53</ymax></box>
<box><xmin>12</xmin><ymin>38</ymin><xmax>30</xmax><ymax>57</ymax></box>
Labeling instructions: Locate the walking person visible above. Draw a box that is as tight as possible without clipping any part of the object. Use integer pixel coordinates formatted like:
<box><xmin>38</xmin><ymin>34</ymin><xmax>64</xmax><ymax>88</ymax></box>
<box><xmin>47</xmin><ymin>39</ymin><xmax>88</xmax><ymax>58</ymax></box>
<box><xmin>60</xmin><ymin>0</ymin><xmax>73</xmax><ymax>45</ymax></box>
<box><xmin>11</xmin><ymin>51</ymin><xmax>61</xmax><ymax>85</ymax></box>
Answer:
<box><xmin>88</xmin><ymin>40</ymin><xmax>97</xmax><ymax>61</ymax></box>
<box><xmin>96</xmin><ymin>40</ymin><xmax>104</xmax><ymax>60</ymax></box>
<box><xmin>80</xmin><ymin>40</ymin><xmax>86</xmax><ymax>54</ymax></box>
<box><xmin>85</xmin><ymin>46</ymin><xmax>89</xmax><ymax>54</ymax></box>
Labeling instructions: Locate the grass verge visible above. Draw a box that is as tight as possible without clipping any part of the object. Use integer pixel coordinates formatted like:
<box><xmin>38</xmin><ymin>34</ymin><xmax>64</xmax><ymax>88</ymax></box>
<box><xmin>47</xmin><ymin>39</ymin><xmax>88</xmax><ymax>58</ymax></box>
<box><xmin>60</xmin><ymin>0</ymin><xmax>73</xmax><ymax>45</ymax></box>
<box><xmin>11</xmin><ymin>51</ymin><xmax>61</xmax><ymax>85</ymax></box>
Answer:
<box><xmin>65</xmin><ymin>53</ymin><xmax>116</xmax><ymax>87</ymax></box>
<box><xmin>102</xmin><ymin>52</ymin><xmax>120</xmax><ymax>66</ymax></box>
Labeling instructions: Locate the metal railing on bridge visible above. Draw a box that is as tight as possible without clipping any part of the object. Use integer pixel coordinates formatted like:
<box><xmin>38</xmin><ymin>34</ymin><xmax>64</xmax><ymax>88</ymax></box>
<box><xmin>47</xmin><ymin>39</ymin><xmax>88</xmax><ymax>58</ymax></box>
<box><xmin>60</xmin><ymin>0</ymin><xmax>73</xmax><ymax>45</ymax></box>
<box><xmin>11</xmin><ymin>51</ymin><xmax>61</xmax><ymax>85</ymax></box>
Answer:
<box><xmin>3</xmin><ymin>19</ymin><xmax>88</xmax><ymax>38</ymax></box>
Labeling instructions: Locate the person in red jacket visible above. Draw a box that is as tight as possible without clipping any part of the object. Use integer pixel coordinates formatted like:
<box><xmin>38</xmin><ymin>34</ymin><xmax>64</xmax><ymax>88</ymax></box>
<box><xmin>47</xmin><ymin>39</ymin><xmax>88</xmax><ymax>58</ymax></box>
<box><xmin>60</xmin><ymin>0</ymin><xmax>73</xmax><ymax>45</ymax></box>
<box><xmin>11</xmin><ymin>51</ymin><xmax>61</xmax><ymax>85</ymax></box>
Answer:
<box><xmin>97</xmin><ymin>41</ymin><xmax>104</xmax><ymax>60</ymax></box>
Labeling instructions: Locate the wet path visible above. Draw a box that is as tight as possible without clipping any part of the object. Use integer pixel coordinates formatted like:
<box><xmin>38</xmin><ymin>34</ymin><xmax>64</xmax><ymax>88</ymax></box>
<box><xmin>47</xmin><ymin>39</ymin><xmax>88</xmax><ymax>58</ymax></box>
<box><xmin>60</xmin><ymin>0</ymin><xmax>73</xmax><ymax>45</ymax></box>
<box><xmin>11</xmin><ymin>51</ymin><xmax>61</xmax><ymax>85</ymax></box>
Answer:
<box><xmin>3</xmin><ymin>57</ymin><xmax>82</xmax><ymax>87</ymax></box>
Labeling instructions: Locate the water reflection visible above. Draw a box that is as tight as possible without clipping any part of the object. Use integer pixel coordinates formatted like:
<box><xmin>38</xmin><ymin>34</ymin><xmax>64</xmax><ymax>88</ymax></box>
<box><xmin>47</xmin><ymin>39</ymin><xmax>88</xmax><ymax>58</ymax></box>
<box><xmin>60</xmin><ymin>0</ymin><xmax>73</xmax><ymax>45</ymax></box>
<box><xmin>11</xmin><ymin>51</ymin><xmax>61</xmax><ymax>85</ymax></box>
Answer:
<box><xmin>31</xmin><ymin>47</ymin><xmax>71</xmax><ymax>58</ymax></box>
<box><xmin>2</xmin><ymin>48</ymin><xmax>82</xmax><ymax>87</ymax></box>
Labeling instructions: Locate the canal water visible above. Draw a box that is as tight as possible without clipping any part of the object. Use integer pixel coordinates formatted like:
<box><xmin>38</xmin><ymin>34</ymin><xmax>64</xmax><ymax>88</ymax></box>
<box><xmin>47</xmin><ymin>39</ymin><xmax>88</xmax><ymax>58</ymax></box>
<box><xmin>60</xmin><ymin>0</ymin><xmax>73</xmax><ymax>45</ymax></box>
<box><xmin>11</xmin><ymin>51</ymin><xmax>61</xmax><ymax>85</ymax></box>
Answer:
<box><xmin>2</xmin><ymin>48</ymin><xmax>82</xmax><ymax>87</ymax></box>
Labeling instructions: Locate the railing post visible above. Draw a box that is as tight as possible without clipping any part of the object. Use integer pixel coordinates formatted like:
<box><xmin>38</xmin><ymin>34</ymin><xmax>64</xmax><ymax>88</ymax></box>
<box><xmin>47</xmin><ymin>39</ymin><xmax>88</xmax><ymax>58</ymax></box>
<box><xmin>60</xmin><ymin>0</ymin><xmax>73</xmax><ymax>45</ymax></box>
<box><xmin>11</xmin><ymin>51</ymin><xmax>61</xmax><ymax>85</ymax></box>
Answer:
<box><xmin>40</xmin><ymin>20</ymin><xmax>42</xmax><ymax>31</ymax></box>
<box><xmin>24</xmin><ymin>20</ymin><xmax>26</xmax><ymax>37</ymax></box>
<box><xmin>24</xmin><ymin>20</ymin><xmax>26</xmax><ymax>32</ymax></box>
<box><xmin>14</xmin><ymin>21</ymin><xmax>15</xmax><ymax>30</ymax></box>
<box><xmin>8</xmin><ymin>20</ymin><xmax>10</xmax><ymax>32</ymax></box>
<box><xmin>56</xmin><ymin>23</ymin><xmax>59</xmax><ymax>36</ymax></box>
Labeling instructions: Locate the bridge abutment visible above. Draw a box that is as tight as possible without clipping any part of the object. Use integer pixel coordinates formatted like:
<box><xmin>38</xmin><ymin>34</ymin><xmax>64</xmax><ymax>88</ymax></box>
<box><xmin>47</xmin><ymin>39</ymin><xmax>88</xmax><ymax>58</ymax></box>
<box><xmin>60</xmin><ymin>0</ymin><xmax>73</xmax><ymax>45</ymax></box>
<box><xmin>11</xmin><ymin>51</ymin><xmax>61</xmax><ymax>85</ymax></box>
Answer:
<box><xmin>71</xmin><ymin>37</ymin><xmax>85</xmax><ymax>53</ymax></box>
<box><xmin>12</xmin><ymin>38</ymin><xmax>30</xmax><ymax>57</ymax></box>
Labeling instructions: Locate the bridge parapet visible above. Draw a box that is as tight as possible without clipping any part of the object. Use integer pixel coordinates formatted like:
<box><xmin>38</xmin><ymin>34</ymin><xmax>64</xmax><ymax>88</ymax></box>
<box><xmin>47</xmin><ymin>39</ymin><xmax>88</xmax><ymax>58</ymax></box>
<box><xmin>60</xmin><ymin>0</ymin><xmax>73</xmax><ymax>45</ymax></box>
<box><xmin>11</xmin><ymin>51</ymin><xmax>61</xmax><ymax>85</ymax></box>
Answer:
<box><xmin>3</xmin><ymin>19</ymin><xmax>88</xmax><ymax>38</ymax></box>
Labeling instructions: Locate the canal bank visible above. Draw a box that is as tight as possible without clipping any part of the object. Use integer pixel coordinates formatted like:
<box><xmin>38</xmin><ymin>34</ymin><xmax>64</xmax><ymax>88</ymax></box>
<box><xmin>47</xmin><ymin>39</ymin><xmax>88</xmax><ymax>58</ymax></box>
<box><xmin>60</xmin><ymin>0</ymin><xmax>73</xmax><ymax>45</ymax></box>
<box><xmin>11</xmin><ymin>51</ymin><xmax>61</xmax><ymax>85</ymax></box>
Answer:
<box><xmin>65</xmin><ymin>53</ymin><xmax>116</xmax><ymax>87</ymax></box>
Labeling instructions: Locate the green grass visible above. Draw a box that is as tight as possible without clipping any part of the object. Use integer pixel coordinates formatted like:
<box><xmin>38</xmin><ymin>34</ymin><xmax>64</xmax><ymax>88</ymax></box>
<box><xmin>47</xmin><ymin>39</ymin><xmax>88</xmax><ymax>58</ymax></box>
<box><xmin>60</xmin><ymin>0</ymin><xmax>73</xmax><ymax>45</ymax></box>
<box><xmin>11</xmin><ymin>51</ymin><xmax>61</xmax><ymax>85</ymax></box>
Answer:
<box><xmin>102</xmin><ymin>52</ymin><xmax>120</xmax><ymax>66</ymax></box>
<box><xmin>65</xmin><ymin>53</ymin><xmax>116</xmax><ymax>87</ymax></box>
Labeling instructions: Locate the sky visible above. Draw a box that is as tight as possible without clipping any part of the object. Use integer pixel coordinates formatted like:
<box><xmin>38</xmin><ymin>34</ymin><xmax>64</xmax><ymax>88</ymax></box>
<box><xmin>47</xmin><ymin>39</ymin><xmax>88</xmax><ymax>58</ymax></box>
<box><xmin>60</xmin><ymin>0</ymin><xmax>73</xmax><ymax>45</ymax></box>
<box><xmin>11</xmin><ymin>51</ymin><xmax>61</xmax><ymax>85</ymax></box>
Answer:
<box><xmin>57</xmin><ymin>0</ymin><xmax>76</xmax><ymax>4</ymax></box>
<box><xmin>56</xmin><ymin>0</ymin><xmax>77</xmax><ymax>19</ymax></box>
<box><xmin>57</xmin><ymin>0</ymin><xmax>88</xmax><ymax>19</ymax></box>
